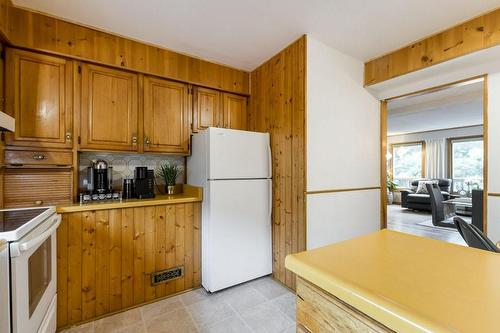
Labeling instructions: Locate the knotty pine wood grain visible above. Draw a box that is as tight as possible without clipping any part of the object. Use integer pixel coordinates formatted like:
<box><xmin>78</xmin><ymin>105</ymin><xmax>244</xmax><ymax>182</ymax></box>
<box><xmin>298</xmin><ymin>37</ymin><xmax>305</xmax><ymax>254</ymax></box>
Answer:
<box><xmin>2</xmin><ymin>5</ymin><xmax>249</xmax><ymax>94</ymax></box>
<box><xmin>56</xmin><ymin>202</ymin><xmax>201</xmax><ymax>329</ymax></box>
<box><xmin>364</xmin><ymin>7</ymin><xmax>500</xmax><ymax>85</ymax></box>
<box><xmin>248</xmin><ymin>35</ymin><xmax>306</xmax><ymax>290</ymax></box>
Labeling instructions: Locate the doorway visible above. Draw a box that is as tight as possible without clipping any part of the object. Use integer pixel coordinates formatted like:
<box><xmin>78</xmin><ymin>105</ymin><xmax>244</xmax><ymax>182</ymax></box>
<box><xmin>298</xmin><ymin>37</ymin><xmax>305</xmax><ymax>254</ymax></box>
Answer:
<box><xmin>380</xmin><ymin>76</ymin><xmax>488</xmax><ymax>244</ymax></box>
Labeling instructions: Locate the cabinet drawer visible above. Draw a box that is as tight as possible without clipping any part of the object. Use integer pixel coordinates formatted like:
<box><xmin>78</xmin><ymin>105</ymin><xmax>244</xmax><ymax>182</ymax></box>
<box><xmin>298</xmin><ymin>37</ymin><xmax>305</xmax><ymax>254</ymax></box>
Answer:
<box><xmin>4</xmin><ymin>169</ymin><xmax>73</xmax><ymax>208</ymax></box>
<box><xmin>5</xmin><ymin>150</ymin><xmax>73</xmax><ymax>166</ymax></box>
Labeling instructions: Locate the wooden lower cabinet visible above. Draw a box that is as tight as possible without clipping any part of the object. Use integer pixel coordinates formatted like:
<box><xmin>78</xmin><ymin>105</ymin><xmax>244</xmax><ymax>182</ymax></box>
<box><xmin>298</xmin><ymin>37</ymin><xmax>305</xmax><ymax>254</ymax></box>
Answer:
<box><xmin>296</xmin><ymin>278</ymin><xmax>394</xmax><ymax>333</ymax></box>
<box><xmin>56</xmin><ymin>202</ymin><xmax>201</xmax><ymax>329</ymax></box>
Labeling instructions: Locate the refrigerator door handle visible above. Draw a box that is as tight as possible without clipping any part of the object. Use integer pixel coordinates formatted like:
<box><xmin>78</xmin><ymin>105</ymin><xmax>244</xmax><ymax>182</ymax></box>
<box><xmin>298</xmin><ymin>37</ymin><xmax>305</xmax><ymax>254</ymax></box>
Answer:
<box><xmin>268</xmin><ymin>180</ymin><xmax>273</xmax><ymax>225</ymax></box>
<box><xmin>267</xmin><ymin>143</ymin><xmax>272</xmax><ymax>178</ymax></box>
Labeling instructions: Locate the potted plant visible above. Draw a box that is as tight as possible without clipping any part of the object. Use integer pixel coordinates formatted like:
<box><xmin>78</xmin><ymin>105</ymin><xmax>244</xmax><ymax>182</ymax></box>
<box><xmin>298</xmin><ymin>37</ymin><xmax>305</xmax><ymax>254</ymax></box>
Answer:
<box><xmin>157</xmin><ymin>162</ymin><xmax>183</xmax><ymax>195</ymax></box>
<box><xmin>386</xmin><ymin>173</ymin><xmax>397</xmax><ymax>205</ymax></box>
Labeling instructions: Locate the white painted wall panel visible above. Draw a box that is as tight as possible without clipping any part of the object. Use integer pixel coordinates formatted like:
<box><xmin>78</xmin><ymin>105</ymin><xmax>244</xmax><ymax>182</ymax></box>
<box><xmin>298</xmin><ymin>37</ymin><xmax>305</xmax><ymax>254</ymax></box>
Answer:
<box><xmin>306</xmin><ymin>36</ymin><xmax>380</xmax><ymax>248</ymax></box>
<box><xmin>307</xmin><ymin>190</ymin><xmax>380</xmax><ymax>249</ymax></box>
<box><xmin>306</xmin><ymin>36</ymin><xmax>380</xmax><ymax>191</ymax></box>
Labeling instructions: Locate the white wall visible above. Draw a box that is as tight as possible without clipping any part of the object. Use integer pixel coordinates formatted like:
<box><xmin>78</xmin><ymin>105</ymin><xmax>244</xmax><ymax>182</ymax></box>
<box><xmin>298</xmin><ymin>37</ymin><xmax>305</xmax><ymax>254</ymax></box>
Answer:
<box><xmin>306</xmin><ymin>36</ymin><xmax>380</xmax><ymax>249</ymax></box>
<box><xmin>487</xmin><ymin>73</ymin><xmax>500</xmax><ymax>242</ymax></box>
<box><xmin>387</xmin><ymin>126</ymin><xmax>483</xmax><ymax>145</ymax></box>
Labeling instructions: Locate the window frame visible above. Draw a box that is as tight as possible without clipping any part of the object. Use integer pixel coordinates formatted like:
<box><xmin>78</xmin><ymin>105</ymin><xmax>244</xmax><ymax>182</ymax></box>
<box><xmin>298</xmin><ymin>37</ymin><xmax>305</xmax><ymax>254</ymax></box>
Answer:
<box><xmin>390</xmin><ymin>141</ymin><xmax>426</xmax><ymax>189</ymax></box>
<box><xmin>447</xmin><ymin>135</ymin><xmax>484</xmax><ymax>193</ymax></box>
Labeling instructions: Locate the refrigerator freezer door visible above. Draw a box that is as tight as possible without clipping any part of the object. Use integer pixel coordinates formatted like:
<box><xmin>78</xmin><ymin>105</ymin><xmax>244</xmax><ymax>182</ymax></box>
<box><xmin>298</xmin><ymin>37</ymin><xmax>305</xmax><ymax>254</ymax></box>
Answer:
<box><xmin>208</xmin><ymin>128</ymin><xmax>271</xmax><ymax>180</ymax></box>
<box><xmin>204</xmin><ymin>179</ymin><xmax>272</xmax><ymax>292</ymax></box>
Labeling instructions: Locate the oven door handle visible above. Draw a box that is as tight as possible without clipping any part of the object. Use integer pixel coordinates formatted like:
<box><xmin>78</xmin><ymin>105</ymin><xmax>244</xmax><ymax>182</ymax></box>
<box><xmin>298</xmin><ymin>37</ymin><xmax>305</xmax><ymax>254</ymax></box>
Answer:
<box><xmin>10</xmin><ymin>215</ymin><xmax>61</xmax><ymax>258</ymax></box>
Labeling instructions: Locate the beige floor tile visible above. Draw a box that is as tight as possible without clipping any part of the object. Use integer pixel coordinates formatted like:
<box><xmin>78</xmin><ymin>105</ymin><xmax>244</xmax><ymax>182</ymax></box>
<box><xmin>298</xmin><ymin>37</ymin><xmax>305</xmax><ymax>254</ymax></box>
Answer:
<box><xmin>61</xmin><ymin>322</ymin><xmax>95</xmax><ymax>333</ymax></box>
<box><xmin>141</xmin><ymin>295</ymin><xmax>184</xmax><ymax>321</ymax></box>
<box><xmin>187</xmin><ymin>298</ymin><xmax>235</xmax><ymax>328</ymax></box>
<box><xmin>217</xmin><ymin>284</ymin><xmax>267</xmax><ymax>313</ymax></box>
<box><xmin>145</xmin><ymin>308</ymin><xmax>198</xmax><ymax>333</ymax></box>
<box><xmin>250</xmin><ymin>277</ymin><xmax>290</xmax><ymax>300</ymax></box>
<box><xmin>271</xmin><ymin>293</ymin><xmax>296</xmax><ymax>321</ymax></box>
<box><xmin>240</xmin><ymin>300</ymin><xmax>294</xmax><ymax>333</ymax></box>
<box><xmin>179</xmin><ymin>288</ymin><xmax>212</xmax><ymax>306</ymax></box>
<box><xmin>94</xmin><ymin>308</ymin><xmax>143</xmax><ymax>333</ymax></box>
<box><xmin>198</xmin><ymin>315</ymin><xmax>252</xmax><ymax>333</ymax></box>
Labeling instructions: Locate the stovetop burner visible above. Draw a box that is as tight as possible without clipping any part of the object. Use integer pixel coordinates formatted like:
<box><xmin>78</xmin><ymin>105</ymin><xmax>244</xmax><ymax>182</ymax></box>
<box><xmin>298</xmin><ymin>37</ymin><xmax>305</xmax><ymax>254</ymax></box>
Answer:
<box><xmin>0</xmin><ymin>207</ymin><xmax>55</xmax><ymax>242</ymax></box>
<box><xmin>0</xmin><ymin>208</ymin><xmax>48</xmax><ymax>232</ymax></box>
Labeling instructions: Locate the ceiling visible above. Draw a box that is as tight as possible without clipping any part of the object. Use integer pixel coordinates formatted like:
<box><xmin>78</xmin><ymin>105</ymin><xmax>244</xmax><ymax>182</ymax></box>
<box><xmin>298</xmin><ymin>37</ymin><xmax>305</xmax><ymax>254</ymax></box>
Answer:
<box><xmin>387</xmin><ymin>80</ymin><xmax>484</xmax><ymax>135</ymax></box>
<box><xmin>12</xmin><ymin>0</ymin><xmax>500</xmax><ymax>71</ymax></box>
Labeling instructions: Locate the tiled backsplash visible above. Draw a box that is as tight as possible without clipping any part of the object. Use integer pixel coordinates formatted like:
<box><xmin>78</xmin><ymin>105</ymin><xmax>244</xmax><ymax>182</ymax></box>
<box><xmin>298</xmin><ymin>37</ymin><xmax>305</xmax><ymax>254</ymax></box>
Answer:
<box><xmin>79</xmin><ymin>152</ymin><xmax>185</xmax><ymax>191</ymax></box>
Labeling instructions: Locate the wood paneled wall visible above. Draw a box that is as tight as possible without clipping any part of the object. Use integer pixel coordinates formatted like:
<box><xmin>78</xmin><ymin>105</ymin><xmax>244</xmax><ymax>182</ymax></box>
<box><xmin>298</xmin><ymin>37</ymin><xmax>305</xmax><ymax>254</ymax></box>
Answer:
<box><xmin>249</xmin><ymin>35</ymin><xmax>306</xmax><ymax>290</ymax></box>
<box><xmin>365</xmin><ymin>7</ymin><xmax>500</xmax><ymax>86</ymax></box>
<box><xmin>1</xmin><ymin>5</ymin><xmax>249</xmax><ymax>94</ymax></box>
<box><xmin>56</xmin><ymin>202</ymin><xmax>201</xmax><ymax>329</ymax></box>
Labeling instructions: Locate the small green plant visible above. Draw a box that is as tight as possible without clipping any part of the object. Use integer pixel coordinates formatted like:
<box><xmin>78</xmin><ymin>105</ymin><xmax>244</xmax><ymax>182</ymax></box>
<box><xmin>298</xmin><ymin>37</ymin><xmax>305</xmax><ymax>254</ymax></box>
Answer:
<box><xmin>387</xmin><ymin>173</ymin><xmax>397</xmax><ymax>192</ymax></box>
<box><xmin>157</xmin><ymin>162</ymin><xmax>182</xmax><ymax>186</ymax></box>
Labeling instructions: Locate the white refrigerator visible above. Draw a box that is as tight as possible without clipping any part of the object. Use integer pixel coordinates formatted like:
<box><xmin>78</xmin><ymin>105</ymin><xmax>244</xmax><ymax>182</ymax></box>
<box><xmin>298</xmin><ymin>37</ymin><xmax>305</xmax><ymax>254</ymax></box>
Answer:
<box><xmin>188</xmin><ymin>127</ymin><xmax>272</xmax><ymax>292</ymax></box>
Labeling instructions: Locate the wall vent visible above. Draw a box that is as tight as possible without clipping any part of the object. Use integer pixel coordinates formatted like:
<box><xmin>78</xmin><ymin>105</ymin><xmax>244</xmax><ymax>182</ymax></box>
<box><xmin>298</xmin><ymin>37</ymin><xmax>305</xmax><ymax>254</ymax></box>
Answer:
<box><xmin>151</xmin><ymin>266</ymin><xmax>184</xmax><ymax>285</ymax></box>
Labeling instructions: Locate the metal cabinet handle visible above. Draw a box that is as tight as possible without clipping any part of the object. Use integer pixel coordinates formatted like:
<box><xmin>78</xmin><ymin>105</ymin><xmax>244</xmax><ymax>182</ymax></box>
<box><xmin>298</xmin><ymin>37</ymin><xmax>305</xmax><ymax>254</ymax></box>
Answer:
<box><xmin>144</xmin><ymin>137</ymin><xmax>150</xmax><ymax>146</ymax></box>
<box><xmin>65</xmin><ymin>132</ymin><xmax>72</xmax><ymax>141</ymax></box>
<box><xmin>32</xmin><ymin>154</ymin><xmax>46</xmax><ymax>160</ymax></box>
<box><xmin>34</xmin><ymin>200</ymin><xmax>43</xmax><ymax>205</ymax></box>
<box><xmin>132</xmin><ymin>136</ymin><xmax>138</xmax><ymax>145</ymax></box>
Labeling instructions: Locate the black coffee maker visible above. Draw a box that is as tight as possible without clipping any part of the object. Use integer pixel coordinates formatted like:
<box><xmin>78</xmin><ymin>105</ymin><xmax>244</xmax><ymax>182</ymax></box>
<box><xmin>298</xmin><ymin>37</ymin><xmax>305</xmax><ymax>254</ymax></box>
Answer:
<box><xmin>134</xmin><ymin>166</ymin><xmax>155</xmax><ymax>199</ymax></box>
<box><xmin>85</xmin><ymin>159</ymin><xmax>114</xmax><ymax>200</ymax></box>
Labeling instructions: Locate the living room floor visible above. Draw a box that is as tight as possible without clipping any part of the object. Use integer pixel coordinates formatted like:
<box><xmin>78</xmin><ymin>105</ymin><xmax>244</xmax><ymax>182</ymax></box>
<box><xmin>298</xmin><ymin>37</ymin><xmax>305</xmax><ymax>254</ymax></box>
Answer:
<box><xmin>387</xmin><ymin>205</ymin><xmax>466</xmax><ymax>245</ymax></box>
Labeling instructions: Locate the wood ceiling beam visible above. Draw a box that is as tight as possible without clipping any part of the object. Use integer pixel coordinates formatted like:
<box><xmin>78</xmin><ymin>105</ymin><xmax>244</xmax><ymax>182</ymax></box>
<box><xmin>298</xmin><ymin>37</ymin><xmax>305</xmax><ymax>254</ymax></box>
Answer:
<box><xmin>364</xmin><ymin>7</ymin><xmax>500</xmax><ymax>86</ymax></box>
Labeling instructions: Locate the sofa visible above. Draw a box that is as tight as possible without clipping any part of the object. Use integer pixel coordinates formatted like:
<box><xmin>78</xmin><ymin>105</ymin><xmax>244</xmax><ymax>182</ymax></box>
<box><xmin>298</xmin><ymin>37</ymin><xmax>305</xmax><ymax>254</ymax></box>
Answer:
<box><xmin>401</xmin><ymin>179</ymin><xmax>452</xmax><ymax>211</ymax></box>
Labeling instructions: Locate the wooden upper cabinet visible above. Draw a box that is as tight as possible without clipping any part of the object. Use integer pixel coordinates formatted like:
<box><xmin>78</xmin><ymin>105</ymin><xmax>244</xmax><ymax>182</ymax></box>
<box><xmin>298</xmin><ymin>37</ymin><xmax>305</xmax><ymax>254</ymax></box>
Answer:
<box><xmin>192</xmin><ymin>87</ymin><xmax>221</xmax><ymax>132</ymax></box>
<box><xmin>222</xmin><ymin>93</ymin><xmax>248</xmax><ymax>130</ymax></box>
<box><xmin>143</xmin><ymin>76</ymin><xmax>190</xmax><ymax>154</ymax></box>
<box><xmin>5</xmin><ymin>48</ymin><xmax>73</xmax><ymax>148</ymax></box>
<box><xmin>80</xmin><ymin>64</ymin><xmax>139</xmax><ymax>151</ymax></box>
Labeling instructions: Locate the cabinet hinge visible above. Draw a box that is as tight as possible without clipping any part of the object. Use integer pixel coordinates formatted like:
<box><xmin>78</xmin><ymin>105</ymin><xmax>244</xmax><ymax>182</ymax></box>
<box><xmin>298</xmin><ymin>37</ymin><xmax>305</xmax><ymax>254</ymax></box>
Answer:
<box><xmin>77</xmin><ymin>136</ymin><xmax>81</xmax><ymax>144</ymax></box>
<box><xmin>78</xmin><ymin>65</ymin><xmax>81</xmax><ymax>74</ymax></box>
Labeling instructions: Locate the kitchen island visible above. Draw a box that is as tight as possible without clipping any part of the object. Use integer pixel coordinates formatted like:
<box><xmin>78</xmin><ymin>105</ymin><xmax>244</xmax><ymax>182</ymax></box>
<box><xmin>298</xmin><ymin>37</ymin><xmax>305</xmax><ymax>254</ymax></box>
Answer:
<box><xmin>55</xmin><ymin>185</ymin><xmax>202</xmax><ymax>330</ymax></box>
<box><xmin>285</xmin><ymin>229</ymin><xmax>500</xmax><ymax>333</ymax></box>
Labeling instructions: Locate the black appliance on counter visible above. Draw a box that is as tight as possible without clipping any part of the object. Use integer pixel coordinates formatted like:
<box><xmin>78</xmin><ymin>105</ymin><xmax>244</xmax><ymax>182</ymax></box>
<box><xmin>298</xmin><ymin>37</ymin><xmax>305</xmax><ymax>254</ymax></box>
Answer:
<box><xmin>82</xmin><ymin>159</ymin><xmax>120</xmax><ymax>202</ymax></box>
<box><xmin>134</xmin><ymin>166</ymin><xmax>155</xmax><ymax>199</ymax></box>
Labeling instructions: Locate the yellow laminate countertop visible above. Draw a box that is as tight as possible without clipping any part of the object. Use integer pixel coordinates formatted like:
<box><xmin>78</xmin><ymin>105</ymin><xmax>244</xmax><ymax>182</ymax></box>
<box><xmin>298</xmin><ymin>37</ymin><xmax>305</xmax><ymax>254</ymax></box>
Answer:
<box><xmin>57</xmin><ymin>185</ymin><xmax>202</xmax><ymax>213</ymax></box>
<box><xmin>285</xmin><ymin>229</ymin><xmax>500</xmax><ymax>333</ymax></box>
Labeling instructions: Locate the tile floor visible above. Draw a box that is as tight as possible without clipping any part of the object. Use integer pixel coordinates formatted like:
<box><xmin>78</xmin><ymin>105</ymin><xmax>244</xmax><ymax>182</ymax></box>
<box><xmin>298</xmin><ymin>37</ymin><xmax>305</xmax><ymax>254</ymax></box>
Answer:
<box><xmin>61</xmin><ymin>276</ymin><xmax>296</xmax><ymax>333</ymax></box>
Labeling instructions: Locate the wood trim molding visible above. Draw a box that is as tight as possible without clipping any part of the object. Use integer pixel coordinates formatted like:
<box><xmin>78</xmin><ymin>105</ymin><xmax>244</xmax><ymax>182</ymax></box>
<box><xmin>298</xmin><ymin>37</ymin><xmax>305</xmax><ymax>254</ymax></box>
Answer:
<box><xmin>380</xmin><ymin>101</ymin><xmax>387</xmax><ymax>229</ymax></box>
<box><xmin>1</xmin><ymin>4</ymin><xmax>249</xmax><ymax>94</ymax></box>
<box><xmin>364</xmin><ymin>8</ymin><xmax>500</xmax><ymax>86</ymax></box>
<box><xmin>306</xmin><ymin>186</ymin><xmax>381</xmax><ymax>195</ymax></box>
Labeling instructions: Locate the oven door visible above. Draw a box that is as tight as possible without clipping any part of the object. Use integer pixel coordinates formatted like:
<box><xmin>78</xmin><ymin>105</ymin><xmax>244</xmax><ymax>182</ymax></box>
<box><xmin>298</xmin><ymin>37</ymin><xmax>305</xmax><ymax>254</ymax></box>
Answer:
<box><xmin>10</xmin><ymin>214</ymin><xmax>60</xmax><ymax>333</ymax></box>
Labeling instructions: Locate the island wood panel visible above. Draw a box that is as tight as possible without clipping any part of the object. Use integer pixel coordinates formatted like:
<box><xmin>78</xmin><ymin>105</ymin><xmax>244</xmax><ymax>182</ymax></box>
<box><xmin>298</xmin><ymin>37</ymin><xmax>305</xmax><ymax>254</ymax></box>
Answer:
<box><xmin>3</xmin><ymin>5</ymin><xmax>249</xmax><ymax>94</ymax></box>
<box><xmin>248</xmin><ymin>35</ymin><xmax>306</xmax><ymax>290</ymax></box>
<box><xmin>364</xmin><ymin>8</ymin><xmax>500</xmax><ymax>85</ymax></box>
<box><xmin>296</xmin><ymin>277</ymin><xmax>394</xmax><ymax>333</ymax></box>
<box><xmin>56</xmin><ymin>202</ymin><xmax>201</xmax><ymax>329</ymax></box>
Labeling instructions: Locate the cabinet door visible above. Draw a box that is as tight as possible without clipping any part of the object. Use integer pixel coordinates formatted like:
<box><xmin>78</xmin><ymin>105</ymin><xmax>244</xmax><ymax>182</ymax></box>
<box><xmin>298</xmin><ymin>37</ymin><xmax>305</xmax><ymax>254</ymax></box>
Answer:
<box><xmin>5</xmin><ymin>48</ymin><xmax>73</xmax><ymax>148</ymax></box>
<box><xmin>143</xmin><ymin>76</ymin><xmax>190</xmax><ymax>154</ymax></box>
<box><xmin>222</xmin><ymin>93</ymin><xmax>248</xmax><ymax>130</ymax></box>
<box><xmin>80</xmin><ymin>64</ymin><xmax>138</xmax><ymax>151</ymax></box>
<box><xmin>192</xmin><ymin>87</ymin><xmax>221</xmax><ymax>132</ymax></box>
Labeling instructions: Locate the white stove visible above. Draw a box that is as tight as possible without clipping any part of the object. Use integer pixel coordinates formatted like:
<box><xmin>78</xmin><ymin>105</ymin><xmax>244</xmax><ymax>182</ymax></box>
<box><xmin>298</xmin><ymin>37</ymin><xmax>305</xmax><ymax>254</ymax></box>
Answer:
<box><xmin>0</xmin><ymin>206</ymin><xmax>60</xmax><ymax>333</ymax></box>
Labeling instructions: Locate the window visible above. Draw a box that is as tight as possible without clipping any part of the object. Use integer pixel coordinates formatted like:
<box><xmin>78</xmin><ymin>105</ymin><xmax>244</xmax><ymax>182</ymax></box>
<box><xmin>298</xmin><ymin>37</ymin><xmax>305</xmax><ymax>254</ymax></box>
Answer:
<box><xmin>391</xmin><ymin>142</ymin><xmax>425</xmax><ymax>188</ymax></box>
<box><xmin>450</xmin><ymin>137</ymin><xmax>483</xmax><ymax>193</ymax></box>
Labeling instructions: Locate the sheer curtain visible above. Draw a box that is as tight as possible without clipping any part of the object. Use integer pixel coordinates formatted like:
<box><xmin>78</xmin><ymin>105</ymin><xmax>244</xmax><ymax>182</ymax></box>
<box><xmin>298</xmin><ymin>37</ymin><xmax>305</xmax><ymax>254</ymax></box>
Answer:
<box><xmin>425</xmin><ymin>139</ymin><xmax>446</xmax><ymax>179</ymax></box>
